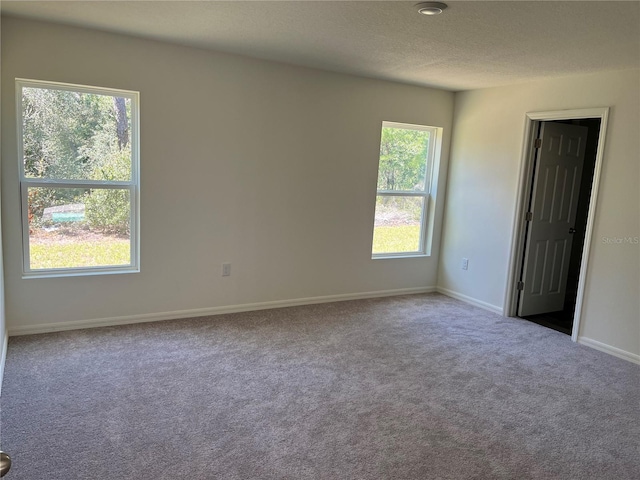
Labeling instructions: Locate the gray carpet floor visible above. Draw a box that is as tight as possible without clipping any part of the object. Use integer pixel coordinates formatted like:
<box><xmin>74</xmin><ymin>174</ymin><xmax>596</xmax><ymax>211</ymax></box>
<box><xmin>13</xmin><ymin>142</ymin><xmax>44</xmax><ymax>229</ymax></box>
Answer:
<box><xmin>1</xmin><ymin>293</ymin><xmax>638</xmax><ymax>479</ymax></box>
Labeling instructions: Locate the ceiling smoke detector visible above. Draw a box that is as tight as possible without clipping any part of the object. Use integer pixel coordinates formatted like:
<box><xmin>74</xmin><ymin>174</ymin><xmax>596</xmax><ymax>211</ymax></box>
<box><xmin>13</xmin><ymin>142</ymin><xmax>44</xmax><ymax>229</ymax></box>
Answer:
<box><xmin>415</xmin><ymin>2</ymin><xmax>448</xmax><ymax>16</ymax></box>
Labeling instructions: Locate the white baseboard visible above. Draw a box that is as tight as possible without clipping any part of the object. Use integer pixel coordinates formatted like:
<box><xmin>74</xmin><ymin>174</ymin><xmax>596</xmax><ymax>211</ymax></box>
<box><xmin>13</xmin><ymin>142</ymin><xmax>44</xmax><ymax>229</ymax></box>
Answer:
<box><xmin>577</xmin><ymin>336</ymin><xmax>640</xmax><ymax>365</ymax></box>
<box><xmin>0</xmin><ymin>329</ymin><xmax>8</xmax><ymax>396</ymax></box>
<box><xmin>436</xmin><ymin>286</ymin><xmax>504</xmax><ymax>315</ymax></box>
<box><xmin>8</xmin><ymin>287</ymin><xmax>437</xmax><ymax>336</ymax></box>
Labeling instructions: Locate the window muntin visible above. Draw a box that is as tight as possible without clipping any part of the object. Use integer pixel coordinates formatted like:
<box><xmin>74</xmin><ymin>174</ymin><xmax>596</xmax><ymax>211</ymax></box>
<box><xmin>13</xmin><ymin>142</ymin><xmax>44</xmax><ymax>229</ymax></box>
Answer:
<box><xmin>17</xmin><ymin>79</ymin><xmax>139</xmax><ymax>277</ymax></box>
<box><xmin>372</xmin><ymin>122</ymin><xmax>437</xmax><ymax>258</ymax></box>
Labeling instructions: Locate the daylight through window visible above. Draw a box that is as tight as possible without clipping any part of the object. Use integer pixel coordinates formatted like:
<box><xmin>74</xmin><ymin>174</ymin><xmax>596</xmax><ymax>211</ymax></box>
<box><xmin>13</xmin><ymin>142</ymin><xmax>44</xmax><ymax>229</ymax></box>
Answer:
<box><xmin>18</xmin><ymin>79</ymin><xmax>139</xmax><ymax>276</ymax></box>
<box><xmin>372</xmin><ymin>122</ymin><xmax>437</xmax><ymax>257</ymax></box>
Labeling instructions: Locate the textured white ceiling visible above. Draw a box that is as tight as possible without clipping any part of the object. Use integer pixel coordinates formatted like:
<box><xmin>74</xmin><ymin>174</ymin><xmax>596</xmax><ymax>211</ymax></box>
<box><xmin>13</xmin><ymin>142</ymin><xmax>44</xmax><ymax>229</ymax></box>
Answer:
<box><xmin>2</xmin><ymin>1</ymin><xmax>639</xmax><ymax>91</ymax></box>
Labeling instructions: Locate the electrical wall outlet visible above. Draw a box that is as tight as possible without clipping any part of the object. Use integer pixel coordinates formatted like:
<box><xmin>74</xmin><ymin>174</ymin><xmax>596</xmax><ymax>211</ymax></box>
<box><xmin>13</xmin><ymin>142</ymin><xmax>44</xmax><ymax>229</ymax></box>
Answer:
<box><xmin>222</xmin><ymin>263</ymin><xmax>231</xmax><ymax>277</ymax></box>
<box><xmin>462</xmin><ymin>258</ymin><xmax>469</xmax><ymax>270</ymax></box>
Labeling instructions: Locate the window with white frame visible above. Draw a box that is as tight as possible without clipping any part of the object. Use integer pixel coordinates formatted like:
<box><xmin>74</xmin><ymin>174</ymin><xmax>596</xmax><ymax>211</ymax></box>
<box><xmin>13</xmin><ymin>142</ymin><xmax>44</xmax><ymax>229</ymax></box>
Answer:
<box><xmin>17</xmin><ymin>79</ymin><xmax>139</xmax><ymax>277</ymax></box>
<box><xmin>372</xmin><ymin>121</ymin><xmax>438</xmax><ymax>258</ymax></box>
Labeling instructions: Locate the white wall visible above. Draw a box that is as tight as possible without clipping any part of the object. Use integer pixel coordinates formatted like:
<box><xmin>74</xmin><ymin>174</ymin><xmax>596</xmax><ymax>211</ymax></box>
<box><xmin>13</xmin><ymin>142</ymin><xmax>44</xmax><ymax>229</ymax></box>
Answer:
<box><xmin>0</xmin><ymin>199</ymin><xmax>5</xmax><ymax>392</ymax></box>
<box><xmin>1</xmin><ymin>17</ymin><xmax>453</xmax><ymax>332</ymax></box>
<box><xmin>0</xmin><ymin>15</ymin><xmax>6</xmax><ymax>392</ymax></box>
<box><xmin>440</xmin><ymin>70</ymin><xmax>640</xmax><ymax>359</ymax></box>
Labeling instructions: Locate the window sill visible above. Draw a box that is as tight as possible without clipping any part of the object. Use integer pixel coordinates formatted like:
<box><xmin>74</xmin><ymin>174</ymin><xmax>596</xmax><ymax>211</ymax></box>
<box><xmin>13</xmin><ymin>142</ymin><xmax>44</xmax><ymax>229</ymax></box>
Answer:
<box><xmin>372</xmin><ymin>253</ymin><xmax>430</xmax><ymax>260</ymax></box>
<box><xmin>22</xmin><ymin>266</ymin><xmax>140</xmax><ymax>279</ymax></box>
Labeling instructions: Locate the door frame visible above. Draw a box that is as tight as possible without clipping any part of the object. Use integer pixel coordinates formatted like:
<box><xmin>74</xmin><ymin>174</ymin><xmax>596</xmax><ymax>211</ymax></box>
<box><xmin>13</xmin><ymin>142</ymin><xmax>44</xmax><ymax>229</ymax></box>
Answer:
<box><xmin>504</xmin><ymin>107</ymin><xmax>609</xmax><ymax>342</ymax></box>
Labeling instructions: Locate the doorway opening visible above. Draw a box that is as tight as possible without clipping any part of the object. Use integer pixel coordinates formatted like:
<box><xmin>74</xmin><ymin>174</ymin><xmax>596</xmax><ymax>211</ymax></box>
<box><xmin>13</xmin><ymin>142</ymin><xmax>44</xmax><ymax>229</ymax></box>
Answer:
<box><xmin>505</xmin><ymin>108</ymin><xmax>609</xmax><ymax>341</ymax></box>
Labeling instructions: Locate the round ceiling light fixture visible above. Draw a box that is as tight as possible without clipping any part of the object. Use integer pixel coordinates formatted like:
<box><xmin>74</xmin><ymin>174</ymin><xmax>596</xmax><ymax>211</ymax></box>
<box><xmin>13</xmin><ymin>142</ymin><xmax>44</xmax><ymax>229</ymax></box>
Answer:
<box><xmin>415</xmin><ymin>2</ymin><xmax>448</xmax><ymax>15</ymax></box>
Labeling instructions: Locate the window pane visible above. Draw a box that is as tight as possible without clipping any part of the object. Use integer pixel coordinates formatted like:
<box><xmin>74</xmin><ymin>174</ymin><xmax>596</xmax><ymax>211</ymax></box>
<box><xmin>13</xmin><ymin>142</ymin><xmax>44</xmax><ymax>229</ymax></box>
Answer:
<box><xmin>28</xmin><ymin>187</ymin><xmax>131</xmax><ymax>270</ymax></box>
<box><xmin>377</xmin><ymin>126</ymin><xmax>429</xmax><ymax>192</ymax></box>
<box><xmin>372</xmin><ymin>196</ymin><xmax>424</xmax><ymax>254</ymax></box>
<box><xmin>22</xmin><ymin>87</ymin><xmax>132</xmax><ymax>181</ymax></box>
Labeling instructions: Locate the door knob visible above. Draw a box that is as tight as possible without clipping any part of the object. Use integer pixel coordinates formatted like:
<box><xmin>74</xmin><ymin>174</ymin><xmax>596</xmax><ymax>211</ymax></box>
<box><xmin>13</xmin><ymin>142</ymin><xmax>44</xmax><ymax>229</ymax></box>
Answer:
<box><xmin>569</xmin><ymin>227</ymin><xmax>576</xmax><ymax>234</ymax></box>
<box><xmin>0</xmin><ymin>451</ymin><xmax>11</xmax><ymax>477</ymax></box>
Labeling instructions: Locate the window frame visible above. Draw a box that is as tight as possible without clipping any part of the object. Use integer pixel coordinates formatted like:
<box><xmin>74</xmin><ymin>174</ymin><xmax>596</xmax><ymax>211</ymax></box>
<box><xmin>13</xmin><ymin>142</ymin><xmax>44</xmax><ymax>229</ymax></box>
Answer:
<box><xmin>372</xmin><ymin>121</ymin><xmax>439</xmax><ymax>259</ymax></box>
<box><xmin>17</xmin><ymin>78</ymin><xmax>140</xmax><ymax>278</ymax></box>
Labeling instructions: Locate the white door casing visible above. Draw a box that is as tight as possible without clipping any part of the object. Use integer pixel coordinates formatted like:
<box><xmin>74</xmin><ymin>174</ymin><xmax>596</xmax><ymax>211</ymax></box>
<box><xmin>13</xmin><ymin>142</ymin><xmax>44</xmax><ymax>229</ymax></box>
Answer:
<box><xmin>518</xmin><ymin>122</ymin><xmax>588</xmax><ymax>317</ymax></box>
